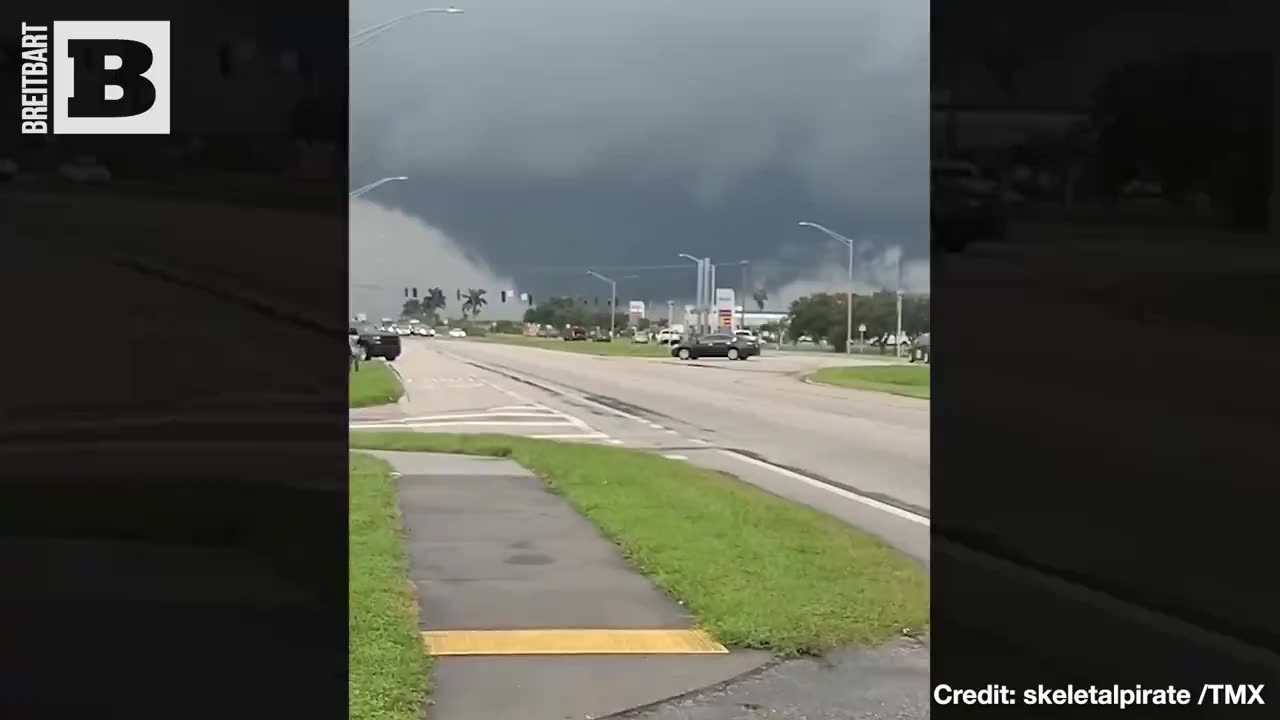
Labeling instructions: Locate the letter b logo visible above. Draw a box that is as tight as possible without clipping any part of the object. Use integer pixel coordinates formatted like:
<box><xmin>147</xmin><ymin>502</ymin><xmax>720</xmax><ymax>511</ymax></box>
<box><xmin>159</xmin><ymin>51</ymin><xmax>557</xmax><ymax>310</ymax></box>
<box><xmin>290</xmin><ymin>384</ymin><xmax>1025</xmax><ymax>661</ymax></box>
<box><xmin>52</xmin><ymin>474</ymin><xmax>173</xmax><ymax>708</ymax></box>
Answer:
<box><xmin>53</xmin><ymin>21</ymin><xmax>170</xmax><ymax>134</ymax></box>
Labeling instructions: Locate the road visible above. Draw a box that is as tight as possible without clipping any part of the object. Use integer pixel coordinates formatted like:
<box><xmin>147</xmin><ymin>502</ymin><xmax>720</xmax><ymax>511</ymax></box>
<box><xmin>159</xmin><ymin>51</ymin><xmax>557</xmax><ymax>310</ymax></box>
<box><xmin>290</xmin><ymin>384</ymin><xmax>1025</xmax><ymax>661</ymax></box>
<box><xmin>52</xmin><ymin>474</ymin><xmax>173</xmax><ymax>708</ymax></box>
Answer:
<box><xmin>351</xmin><ymin>339</ymin><xmax>930</xmax><ymax>563</ymax></box>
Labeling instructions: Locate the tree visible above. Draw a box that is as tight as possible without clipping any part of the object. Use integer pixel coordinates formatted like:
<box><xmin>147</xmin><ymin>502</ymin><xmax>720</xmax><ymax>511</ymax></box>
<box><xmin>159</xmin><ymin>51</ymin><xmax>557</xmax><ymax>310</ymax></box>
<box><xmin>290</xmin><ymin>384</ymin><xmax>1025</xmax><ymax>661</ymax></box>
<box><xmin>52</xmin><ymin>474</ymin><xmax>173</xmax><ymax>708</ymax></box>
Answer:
<box><xmin>424</xmin><ymin>287</ymin><xmax>446</xmax><ymax>314</ymax></box>
<box><xmin>787</xmin><ymin>293</ymin><xmax>844</xmax><ymax>347</ymax></box>
<box><xmin>752</xmin><ymin>288</ymin><xmax>769</xmax><ymax>311</ymax></box>
<box><xmin>1093</xmin><ymin>49</ymin><xmax>1270</xmax><ymax>227</ymax></box>
<box><xmin>400</xmin><ymin>298</ymin><xmax>422</xmax><ymax>318</ymax></box>
<box><xmin>461</xmin><ymin>288</ymin><xmax>487</xmax><ymax>319</ymax></box>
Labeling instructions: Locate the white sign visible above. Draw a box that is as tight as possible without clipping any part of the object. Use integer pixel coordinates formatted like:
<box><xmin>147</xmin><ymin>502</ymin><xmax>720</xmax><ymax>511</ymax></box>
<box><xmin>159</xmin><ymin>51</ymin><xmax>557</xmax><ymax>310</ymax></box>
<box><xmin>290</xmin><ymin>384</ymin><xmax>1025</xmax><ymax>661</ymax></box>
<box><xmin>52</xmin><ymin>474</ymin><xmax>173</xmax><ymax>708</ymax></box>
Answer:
<box><xmin>32</xmin><ymin>21</ymin><xmax>172</xmax><ymax>135</ymax></box>
<box><xmin>858</xmin><ymin>323</ymin><xmax>867</xmax><ymax>333</ymax></box>
<box><xmin>715</xmin><ymin>288</ymin><xmax>735</xmax><ymax>329</ymax></box>
<box><xmin>628</xmin><ymin>300</ymin><xmax>645</xmax><ymax>315</ymax></box>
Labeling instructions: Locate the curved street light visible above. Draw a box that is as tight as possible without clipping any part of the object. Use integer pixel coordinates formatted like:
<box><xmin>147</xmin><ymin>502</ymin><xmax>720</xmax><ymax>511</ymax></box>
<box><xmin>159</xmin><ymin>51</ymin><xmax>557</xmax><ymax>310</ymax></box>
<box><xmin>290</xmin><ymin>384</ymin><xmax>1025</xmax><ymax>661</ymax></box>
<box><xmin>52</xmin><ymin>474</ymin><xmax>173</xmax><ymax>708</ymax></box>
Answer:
<box><xmin>350</xmin><ymin>176</ymin><xmax>408</xmax><ymax>198</ymax></box>
<box><xmin>798</xmin><ymin>221</ymin><xmax>856</xmax><ymax>354</ymax></box>
<box><xmin>350</xmin><ymin>7</ymin><xmax>464</xmax><ymax>48</ymax></box>
<box><xmin>586</xmin><ymin>270</ymin><xmax>618</xmax><ymax>339</ymax></box>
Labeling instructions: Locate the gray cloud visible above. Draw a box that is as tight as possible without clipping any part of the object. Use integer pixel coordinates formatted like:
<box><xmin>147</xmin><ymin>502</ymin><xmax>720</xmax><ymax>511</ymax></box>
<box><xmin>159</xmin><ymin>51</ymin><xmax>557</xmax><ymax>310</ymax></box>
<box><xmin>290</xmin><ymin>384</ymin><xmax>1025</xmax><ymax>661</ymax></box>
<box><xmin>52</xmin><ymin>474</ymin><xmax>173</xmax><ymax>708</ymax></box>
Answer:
<box><xmin>349</xmin><ymin>199</ymin><xmax>524</xmax><ymax>321</ymax></box>
<box><xmin>351</xmin><ymin>0</ymin><xmax>929</xmax><ymax>305</ymax></box>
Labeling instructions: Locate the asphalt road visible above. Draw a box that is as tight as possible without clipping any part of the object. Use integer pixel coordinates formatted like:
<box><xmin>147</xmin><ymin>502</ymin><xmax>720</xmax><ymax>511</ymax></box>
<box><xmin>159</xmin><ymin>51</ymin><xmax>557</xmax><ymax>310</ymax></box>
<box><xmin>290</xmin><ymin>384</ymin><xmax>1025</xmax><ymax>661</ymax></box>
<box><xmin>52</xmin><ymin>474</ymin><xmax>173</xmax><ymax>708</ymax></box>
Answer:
<box><xmin>440</xmin><ymin>340</ymin><xmax>928</xmax><ymax>508</ymax></box>
<box><xmin>357</xmin><ymin>339</ymin><xmax>931</xmax><ymax>562</ymax></box>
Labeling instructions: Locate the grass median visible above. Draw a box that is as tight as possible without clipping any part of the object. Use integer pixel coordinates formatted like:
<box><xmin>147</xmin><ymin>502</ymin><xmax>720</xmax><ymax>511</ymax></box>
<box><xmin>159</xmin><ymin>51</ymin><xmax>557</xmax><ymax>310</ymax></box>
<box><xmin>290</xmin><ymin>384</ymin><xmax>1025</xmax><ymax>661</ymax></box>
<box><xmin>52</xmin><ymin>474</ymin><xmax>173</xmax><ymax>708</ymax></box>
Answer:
<box><xmin>349</xmin><ymin>453</ymin><xmax>431</xmax><ymax>720</ymax></box>
<box><xmin>350</xmin><ymin>359</ymin><xmax>404</xmax><ymax>408</ymax></box>
<box><xmin>476</xmin><ymin>334</ymin><xmax>671</xmax><ymax>358</ymax></box>
<box><xmin>349</xmin><ymin>432</ymin><xmax>929</xmax><ymax>655</ymax></box>
<box><xmin>809</xmin><ymin>365</ymin><xmax>930</xmax><ymax>399</ymax></box>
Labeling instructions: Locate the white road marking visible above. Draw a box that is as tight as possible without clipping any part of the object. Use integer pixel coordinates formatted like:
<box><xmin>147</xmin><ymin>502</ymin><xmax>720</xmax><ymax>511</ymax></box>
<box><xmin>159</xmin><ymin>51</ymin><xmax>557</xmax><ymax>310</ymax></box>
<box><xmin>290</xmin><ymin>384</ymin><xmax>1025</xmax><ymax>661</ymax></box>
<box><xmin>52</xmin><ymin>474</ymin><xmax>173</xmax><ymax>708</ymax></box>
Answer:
<box><xmin>608</xmin><ymin>439</ymin><xmax>625</xmax><ymax>445</ymax></box>
<box><xmin>648</xmin><ymin>423</ymin><xmax>664</xmax><ymax>429</ymax></box>
<box><xmin>397</xmin><ymin>411</ymin><xmax>560</xmax><ymax>422</ymax></box>
<box><xmin>400</xmin><ymin>420</ymin><xmax>579</xmax><ymax>428</ymax></box>
<box><xmin>662</xmin><ymin>454</ymin><xmax>689</xmax><ymax>460</ymax></box>
<box><xmin>663</xmin><ymin>429</ymin><xmax>679</xmax><ymax>435</ymax></box>
<box><xmin>531</xmin><ymin>432</ymin><xmax>612</xmax><ymax>440</ymax></box>
<box><xmin>688</xmin><ymin>438</ymin><xmax>709</xmax><ymax>445</ymax></box>
<box><xmin>717</xmin><ymin>450</ymin><xmax>929</xmax><ymax>527</ymax></box>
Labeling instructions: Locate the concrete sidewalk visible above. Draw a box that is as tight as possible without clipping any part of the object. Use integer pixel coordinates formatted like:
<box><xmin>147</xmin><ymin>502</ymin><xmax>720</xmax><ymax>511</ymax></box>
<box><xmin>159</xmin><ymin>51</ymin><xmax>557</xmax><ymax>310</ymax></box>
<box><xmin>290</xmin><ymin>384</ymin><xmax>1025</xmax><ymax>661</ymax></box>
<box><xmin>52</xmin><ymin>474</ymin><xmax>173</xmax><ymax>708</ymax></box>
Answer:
<box><xmin>371</xmin><ymin>450</ymin><xmax>770</xmax><ymax>720</ymax></box>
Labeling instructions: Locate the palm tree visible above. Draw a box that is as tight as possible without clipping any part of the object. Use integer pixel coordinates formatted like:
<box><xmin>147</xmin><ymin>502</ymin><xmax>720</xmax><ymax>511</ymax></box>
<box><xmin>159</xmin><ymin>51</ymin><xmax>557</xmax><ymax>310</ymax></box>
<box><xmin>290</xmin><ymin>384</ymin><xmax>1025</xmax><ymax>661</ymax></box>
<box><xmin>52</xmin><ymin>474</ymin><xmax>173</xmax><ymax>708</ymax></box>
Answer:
<box><xmin>752</xmin><ymin>288</ymin><xmax>769</xmax><ymax>311</ymax></box>
<box><xmin>461</xmin><ymin>288</ymin><xmax>487</xmax><ymax>318</ymax></box>
<box><xmin>425</xmin><ymin>287</ymin><xmax>446</xmax><ymax>313</ymax></box>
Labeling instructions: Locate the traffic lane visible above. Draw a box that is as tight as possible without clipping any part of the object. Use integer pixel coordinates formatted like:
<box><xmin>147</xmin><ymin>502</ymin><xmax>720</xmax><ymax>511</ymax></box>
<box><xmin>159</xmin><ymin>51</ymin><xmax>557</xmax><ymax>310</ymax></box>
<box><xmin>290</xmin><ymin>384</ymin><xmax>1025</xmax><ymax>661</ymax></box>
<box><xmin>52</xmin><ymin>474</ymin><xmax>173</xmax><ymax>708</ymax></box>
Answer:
<box><xmin>354</xmin><ymin>342</ymin><xmax>626</xmax><ymax>443</ymax></box>
<box><xmin>2</xmin><ymin>190</ymin><xmax>342</xmax><ymax>335</ymax></box>
<box><xmin>453</xmin><ymin>340</ymin><xmax>929</xmax><ymax>434</ymax></box>
<box><xmin>440</xmin><ymin>341</ymin><xmax>931</xmax><ymax>513</ymax></box>
<box><xmin>3</xmin><ymin>230</ymin><xmax>332</xmax><ymax>424</ymax></box>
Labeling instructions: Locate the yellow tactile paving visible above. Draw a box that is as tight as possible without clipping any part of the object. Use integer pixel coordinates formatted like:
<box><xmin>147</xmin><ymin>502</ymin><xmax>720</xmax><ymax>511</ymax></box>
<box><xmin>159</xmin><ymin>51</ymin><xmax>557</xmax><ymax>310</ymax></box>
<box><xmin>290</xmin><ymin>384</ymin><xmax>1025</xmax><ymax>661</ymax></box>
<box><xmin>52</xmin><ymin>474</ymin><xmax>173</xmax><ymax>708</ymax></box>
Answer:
<box><xmin>423</xmin><ymin>629</ymin><xmax>729</xmax><ymax>656</ymax></box>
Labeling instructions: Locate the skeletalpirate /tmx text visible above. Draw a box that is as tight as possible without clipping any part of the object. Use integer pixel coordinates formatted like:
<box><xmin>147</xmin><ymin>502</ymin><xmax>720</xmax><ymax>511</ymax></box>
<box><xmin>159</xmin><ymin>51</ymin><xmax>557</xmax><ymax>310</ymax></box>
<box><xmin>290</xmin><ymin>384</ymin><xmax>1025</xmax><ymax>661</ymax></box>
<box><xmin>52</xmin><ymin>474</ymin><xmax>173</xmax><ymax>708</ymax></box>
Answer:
<box><xmin>933</xmin><ymin>683</ymin><xmax>1266</xmax><ymax>708</ymax></box>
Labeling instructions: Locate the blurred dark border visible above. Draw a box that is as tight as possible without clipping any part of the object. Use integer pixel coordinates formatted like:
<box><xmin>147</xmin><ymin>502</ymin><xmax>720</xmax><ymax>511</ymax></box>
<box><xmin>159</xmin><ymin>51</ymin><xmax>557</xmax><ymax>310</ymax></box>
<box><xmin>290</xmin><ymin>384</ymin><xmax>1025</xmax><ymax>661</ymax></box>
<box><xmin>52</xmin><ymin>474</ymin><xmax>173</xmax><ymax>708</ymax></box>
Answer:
<box><xmin>932</xmin><ymin>0</ymin><xmax>1280</xmax><ymax>715</ymax></box>
<box><xmin>0</xmin><ymin>2</ymin><xmax>349</xmax><ymax>718</ymax></box>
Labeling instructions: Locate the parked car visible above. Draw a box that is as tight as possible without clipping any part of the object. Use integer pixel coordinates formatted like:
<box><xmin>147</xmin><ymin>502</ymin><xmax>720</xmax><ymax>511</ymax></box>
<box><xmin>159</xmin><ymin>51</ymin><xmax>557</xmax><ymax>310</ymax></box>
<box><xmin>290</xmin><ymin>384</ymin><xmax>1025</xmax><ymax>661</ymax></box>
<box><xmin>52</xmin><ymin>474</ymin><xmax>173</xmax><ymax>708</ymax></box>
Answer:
<box><xmin>351</xmin><ymin>324</ymin><xmax>401</xmax><ymax>361</ymax></box>
<box><xmin>633</xmin><ymin>331</ymin><xmax>650</xmax><ymax>344</ymax></box>
<box><xmin>910</xmin><ymin>333</ymin><xmax>931</xmax><ymax>364</ymax></box>
<box><xmin>563</xmin><ymin>326</ymin><xmax>588</xmax><ymax>341</ymax></box>
<box><xmin>58</xmin><ymin>155</ymin><xmax>111</xmax><ymax>183</ymax></box>
<box><xmin>671</xmin><ymin>332</ymin><xmax>759</xmax><ymax>361</ymax></box>
<box><xmin>931</xmin><ymin>160</ymin><xmax>1007</xmax><ymax>253</ymax></box>
<box><xmin>447</xmin><ymin>328</ymin><xmax>467</xmax><ymax>338</ymax></box>
<box><xmin>655</xmin><ymin>328</ymin><xmax>682</xmax><ymax>345</ymax></box>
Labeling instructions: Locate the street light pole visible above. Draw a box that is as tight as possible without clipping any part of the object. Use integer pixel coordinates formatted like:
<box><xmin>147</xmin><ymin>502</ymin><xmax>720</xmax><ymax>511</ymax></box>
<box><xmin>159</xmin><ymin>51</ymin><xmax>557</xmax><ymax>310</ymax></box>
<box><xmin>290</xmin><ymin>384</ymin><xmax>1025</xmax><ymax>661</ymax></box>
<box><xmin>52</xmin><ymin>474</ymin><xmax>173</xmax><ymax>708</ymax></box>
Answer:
<box><xmin>350</xmin><ymin>176</ymin><xmax>408</xmax><ymax>198</ymax></box>
<box><xmin>350</xmin><ymin>7</ymin><xmax>464</xmax><ymax>48</ymax></box>
<box><xmin>586</xmin><ymin>270</ymin><xmax>617</xmax><ymax>339</ymax></box>
<box><xmin>798</xmin><ymin>221</ymin><xmax>856</xmax><ymax>355</ymax></box>
<box><xmin>677</xmin><ymin>254</ymin><xmax>702</xmax><ymax>336</ymax></box>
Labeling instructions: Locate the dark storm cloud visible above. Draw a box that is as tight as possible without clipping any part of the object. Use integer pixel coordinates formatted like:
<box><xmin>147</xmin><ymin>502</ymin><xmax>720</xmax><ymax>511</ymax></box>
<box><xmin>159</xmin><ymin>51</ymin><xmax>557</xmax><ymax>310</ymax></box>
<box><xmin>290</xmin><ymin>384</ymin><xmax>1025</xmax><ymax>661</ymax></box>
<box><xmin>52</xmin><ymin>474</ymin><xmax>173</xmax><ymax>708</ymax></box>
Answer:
<box><xmin>350</xmin><ymin>0</ymin><xmax>928</xmax><ymax>318</ymax></box>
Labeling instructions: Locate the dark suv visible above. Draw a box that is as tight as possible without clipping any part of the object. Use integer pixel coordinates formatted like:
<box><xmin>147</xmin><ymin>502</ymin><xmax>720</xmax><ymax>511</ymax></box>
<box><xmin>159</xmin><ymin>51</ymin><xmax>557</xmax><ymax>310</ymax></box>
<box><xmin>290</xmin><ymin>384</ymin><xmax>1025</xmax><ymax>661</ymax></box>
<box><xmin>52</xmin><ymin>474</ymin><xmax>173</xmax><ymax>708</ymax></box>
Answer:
<box><xmin>350</xmin><ymin>324</ymin><xmax>401</xmax><ymax>361</ymax></box>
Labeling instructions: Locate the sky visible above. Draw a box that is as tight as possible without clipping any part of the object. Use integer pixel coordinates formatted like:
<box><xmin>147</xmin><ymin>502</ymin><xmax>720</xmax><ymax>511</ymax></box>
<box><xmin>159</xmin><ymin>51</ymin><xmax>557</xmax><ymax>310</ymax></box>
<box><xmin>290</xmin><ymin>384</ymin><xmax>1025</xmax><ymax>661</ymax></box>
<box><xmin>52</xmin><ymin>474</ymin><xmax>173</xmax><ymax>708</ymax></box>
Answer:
<box><xmin>350</xmin><ymin>0</ymin><xmax>929</xmax><ymax>321</ymax></box>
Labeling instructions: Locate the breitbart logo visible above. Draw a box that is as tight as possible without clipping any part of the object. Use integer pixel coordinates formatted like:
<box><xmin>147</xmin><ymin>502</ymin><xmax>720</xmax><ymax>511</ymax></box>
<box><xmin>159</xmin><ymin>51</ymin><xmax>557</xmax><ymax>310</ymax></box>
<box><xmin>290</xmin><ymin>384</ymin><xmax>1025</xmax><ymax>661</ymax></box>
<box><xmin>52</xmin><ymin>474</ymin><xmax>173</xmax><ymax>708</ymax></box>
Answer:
<box><xmin>19</xmin><ymin>20</ymin><xmax>170</xmax><ymax>135</ymax></box>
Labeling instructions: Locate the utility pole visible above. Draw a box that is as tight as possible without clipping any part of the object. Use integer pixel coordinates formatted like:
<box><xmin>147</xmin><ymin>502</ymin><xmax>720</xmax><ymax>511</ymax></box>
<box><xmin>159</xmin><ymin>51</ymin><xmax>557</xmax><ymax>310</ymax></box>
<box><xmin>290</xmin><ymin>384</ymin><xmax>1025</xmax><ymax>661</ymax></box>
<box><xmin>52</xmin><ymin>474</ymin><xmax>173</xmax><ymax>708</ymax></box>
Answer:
<box><xmin>895</xmin><ymin>255</ymin><xmax>904</xmax><ymax>358</ymax></box>
<box><xmin>707</xmin><ymin>259</ymin><xmax>716</xmax><ymax>335</ymax></box>
<box><xmin>667</xmin><ymin>300</ymin><xmax>674</xmax><ymax>328</ymax></box>
<box><xmin>678</xmin><ymin>254</ymin><xmax>702</xmax><ymax>336</ymax></box>
<box><xmin>739</xmin><ymin>260</ymin><xmax>750</xmax><ymax>330</ymax></box>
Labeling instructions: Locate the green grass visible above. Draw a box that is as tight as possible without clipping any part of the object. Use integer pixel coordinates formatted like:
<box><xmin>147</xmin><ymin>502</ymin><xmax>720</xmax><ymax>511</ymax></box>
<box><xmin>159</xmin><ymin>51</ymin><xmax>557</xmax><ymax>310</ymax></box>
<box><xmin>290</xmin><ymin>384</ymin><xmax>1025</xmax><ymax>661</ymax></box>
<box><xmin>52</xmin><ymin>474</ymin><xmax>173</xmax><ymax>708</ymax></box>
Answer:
<box><xmin>349</xmin><ymin>453</ymin><xmax>431</xmax><ymax>720</ymax></box>
<box><xmin>350</xmin><ymin>360</ymin><xmax>404</xmax><ymax>408</ymax></box>
<box><xmin>349</xmin><ymin>432</ymin><xmax>929</xmax><ymax>656</ymax></box>
<box><xmin>809</xmin><ymin>365</ymin><xmax>931</xmax><ymax>399</ymax></box>
<box><xmin>475</xmin><ymin>333</ymin><xmax>671</xmax><ymax>357</ymax></box>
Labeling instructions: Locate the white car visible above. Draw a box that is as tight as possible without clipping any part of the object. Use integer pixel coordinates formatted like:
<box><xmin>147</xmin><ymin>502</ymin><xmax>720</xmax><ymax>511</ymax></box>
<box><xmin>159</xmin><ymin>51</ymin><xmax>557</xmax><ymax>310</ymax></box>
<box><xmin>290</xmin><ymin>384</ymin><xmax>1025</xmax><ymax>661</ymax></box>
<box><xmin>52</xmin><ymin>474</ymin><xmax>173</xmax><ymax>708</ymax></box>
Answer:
<box><xmin>633</xmin><ymin>331</ymin><xmax>650</xmax><ymax>344</ymax></box>
<box><xmin>655</xmin><ymin>329</ymin><xmax>681</xmax><ymax>345</ymax></box>
<box><xmin>447</xmin><ymin>328</ymin><xmax>467</xmax><ymax>338</ymax></box>
<box><xmin>734</xmin><ymin>330</ymin><xmax>759</xmax><ymax>344</ymax></box>
<box><xmin>58</xmin><ymin>156</ymin><xmax>111</xmax><ymax>183</ymax></box>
